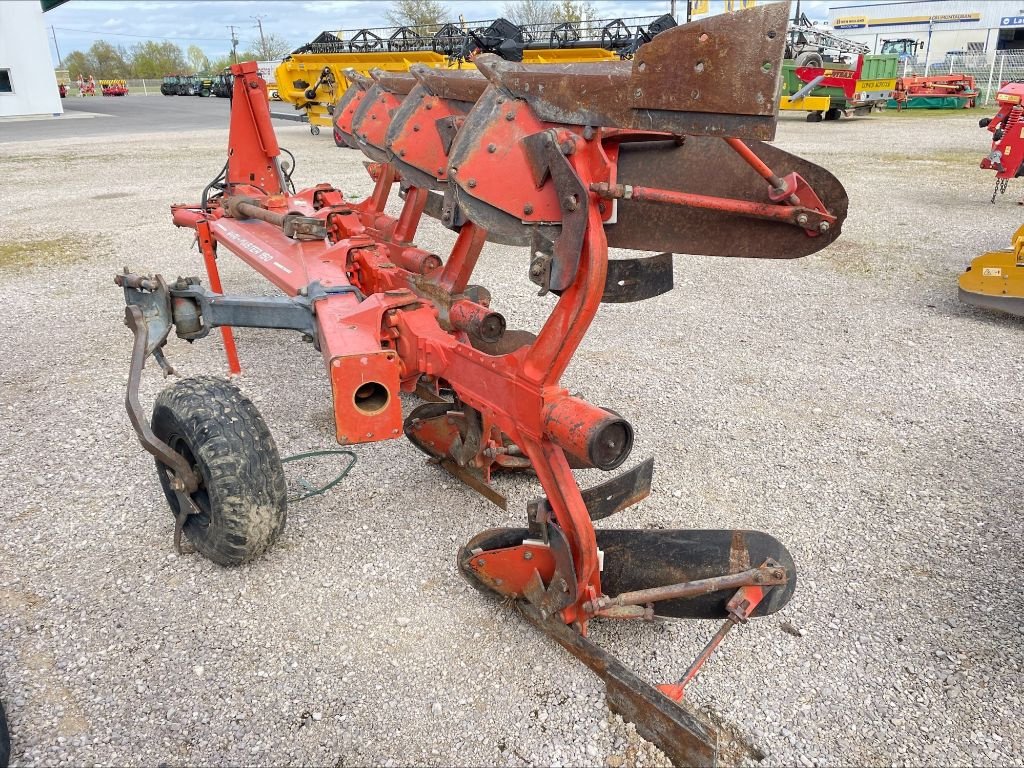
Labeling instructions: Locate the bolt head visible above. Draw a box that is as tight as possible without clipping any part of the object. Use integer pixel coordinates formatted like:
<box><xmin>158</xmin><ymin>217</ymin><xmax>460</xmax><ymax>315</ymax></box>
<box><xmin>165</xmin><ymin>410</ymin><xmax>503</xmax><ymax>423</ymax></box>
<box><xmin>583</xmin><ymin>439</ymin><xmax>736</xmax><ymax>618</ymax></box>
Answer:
<box><xmin>524</xmin><ymin>551</ymin><xmax>534</xmax><ymax>560</ymax></box>
<box><xmin>523</xmin><ymin>203</ymin><xmax>534</xmax><ymax>215</ymax></box>
<box><xmin>796</xmin><ymin>213</ymin><xmax>809</xmax><ymax>225</ymax></box>
<box><xmin>818</xmin><ymin>221</ymin><xmax>830</xmax><ymax>233</ymax></box>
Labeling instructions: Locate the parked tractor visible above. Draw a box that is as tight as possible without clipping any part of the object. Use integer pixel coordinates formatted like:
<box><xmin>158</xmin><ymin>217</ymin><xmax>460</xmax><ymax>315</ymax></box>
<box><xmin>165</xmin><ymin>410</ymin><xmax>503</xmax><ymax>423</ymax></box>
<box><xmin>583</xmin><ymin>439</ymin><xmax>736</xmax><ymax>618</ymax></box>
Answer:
<box><xmin>160</xmin><ymin>75</ymin><xmax>181</xmax><ymax>95</ymax></box>
<box><xmin>211</xmin><ymin>70</ymin><xmax>233</xmax><ymax>98</ymax></box>
<box><xmin>880</xmin><ymin>38</ymin><xmax>923</xmax><ymax>63</ymax></box>
<box><xmin>175</xmin><ymin>75</ymin><xmax>214</xmax><ymax>97</ymax></box>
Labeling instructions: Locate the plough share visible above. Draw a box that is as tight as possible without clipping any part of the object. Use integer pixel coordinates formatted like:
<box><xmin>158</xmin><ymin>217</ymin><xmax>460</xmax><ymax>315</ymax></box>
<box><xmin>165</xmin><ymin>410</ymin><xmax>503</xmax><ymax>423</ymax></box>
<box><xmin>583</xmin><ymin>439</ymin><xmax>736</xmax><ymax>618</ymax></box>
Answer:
<box><xmin>115</xmin><ymin>4</ymin><xmax>848</xmax><ymax>764</ymax></box>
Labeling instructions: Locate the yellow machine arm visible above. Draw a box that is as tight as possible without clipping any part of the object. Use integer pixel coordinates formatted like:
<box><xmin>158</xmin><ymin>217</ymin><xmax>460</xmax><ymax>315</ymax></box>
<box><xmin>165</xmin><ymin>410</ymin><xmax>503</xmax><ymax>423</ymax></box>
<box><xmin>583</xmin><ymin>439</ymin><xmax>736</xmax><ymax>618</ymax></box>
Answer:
<box><xmin>959</xmin><ymin>224</ymin><xmax>1024</xmax><ymax>316</ymax></box>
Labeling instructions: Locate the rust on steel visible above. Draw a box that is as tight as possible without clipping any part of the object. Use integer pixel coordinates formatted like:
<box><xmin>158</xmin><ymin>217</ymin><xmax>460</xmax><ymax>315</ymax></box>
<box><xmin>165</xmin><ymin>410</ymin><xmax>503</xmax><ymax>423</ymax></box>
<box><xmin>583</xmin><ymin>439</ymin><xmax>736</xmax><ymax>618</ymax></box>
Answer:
<box><xmin>589</xmin><ymin>560</ymin><xmax>788</xmax><ymax>611</ymax></box>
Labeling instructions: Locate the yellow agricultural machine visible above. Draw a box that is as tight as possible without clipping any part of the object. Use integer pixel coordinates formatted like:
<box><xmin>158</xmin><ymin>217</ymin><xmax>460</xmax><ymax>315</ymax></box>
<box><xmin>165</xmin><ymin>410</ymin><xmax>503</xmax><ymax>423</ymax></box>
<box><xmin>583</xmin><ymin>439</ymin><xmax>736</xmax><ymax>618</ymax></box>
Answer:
<box><xmin>960</xmin><ymin>225</ymin><xmax>1024</xmax><ymax>317</ymax></box>
<box><xmin>275</xmin><ymin>14</ymin><xmax>677</xmax><ymax>135</ymax></box>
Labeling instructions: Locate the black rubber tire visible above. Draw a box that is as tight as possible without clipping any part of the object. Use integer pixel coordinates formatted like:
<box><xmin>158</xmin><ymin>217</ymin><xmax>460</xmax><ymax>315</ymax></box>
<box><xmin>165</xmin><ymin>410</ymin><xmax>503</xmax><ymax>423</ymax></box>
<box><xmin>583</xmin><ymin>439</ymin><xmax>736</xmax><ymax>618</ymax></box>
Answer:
<box><xmin>151</xmin><ymin>376</ymin><xmax>287</xmax><ymax>566</ymax></box>
<box><xmin>0</xmin><ymin>699</ymin><xmax>10</xmax><ymax>768</ymax></box>
<box><xmin>806</xmin><ymin>111</ymin><xmax>824</xmax><ymax>123</ymax></box>
<box><xmin>824</xmin><ymin>108</ymin><xmax>842</xmax><ymax>121</ymax></box>
<box><xmin>310</xmin><ymin>125</ymin><xmax>321</xmax><ymax>136</ymax></box>
<box><xmin>794</xmin><ymin>51</ymin><xmax>824</xmax><ymax>70</ymax></box>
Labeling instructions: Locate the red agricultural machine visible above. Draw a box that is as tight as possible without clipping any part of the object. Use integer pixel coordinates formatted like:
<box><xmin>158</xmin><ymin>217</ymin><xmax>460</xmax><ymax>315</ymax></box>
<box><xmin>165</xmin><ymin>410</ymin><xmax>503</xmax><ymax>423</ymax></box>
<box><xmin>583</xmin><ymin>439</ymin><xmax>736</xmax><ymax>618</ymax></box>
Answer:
<box><xmin>981</xmin><ymin>81</ymin><xmax>1024</xmax><ymax>201</ymax></box>
<box><xmin>114</xmin><ymin>4</ymin><xmax>848</xmax><ymax>763</ymax></box>
<box><xmin>892</xmin><ymin>74</ymin><xmax>977</xmax><ymax>110</ymax></box>
<box><xmin>100</xmin><ymin>79</ymin><xmax>129</xmax><ymax>96</ymax></box>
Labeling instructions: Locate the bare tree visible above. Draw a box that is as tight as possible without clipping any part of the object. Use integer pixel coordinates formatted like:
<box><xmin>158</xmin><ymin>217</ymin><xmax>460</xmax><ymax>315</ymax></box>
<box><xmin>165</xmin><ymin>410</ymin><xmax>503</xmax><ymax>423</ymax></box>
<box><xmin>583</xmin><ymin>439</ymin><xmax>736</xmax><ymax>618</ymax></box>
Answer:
<box><xmin>503</xmin><ymin>0</ymin><xmax>557</xmax><ymax>26</ymax></box>
<box><xmin>553</xmin><ymin>0</ymin><xmax>598</xmax><ymax>23</ymax></box>
<box><xmin>251</xmin><ymin>32</ymin><xmax>292</xmax><ymax>60</ymax></box>
<box><xmin>386</xmin><ymin>0</ymin><xmax>449</xmax><ymax>32</ymax></box>
<box><xmin>187</xmin><ymin>44</ymin><xmax>210</xmax><ymax>74</ymax></box>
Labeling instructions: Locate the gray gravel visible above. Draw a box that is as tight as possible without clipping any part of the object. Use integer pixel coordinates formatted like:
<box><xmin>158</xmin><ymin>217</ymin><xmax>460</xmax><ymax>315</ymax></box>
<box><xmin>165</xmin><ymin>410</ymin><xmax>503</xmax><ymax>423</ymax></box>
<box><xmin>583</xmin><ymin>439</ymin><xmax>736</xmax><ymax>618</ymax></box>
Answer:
<box><xmin>1</xmin><ymin>108</ymin><xmax>1022</xmax><ymax>767</ymax></box>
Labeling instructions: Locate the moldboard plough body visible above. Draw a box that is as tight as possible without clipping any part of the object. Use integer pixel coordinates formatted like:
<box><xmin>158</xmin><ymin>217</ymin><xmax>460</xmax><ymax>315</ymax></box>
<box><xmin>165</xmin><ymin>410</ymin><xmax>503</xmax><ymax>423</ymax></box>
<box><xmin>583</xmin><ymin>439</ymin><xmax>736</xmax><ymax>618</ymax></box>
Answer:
<box><xmin>115</xmin><ymin>4</ymin><xmax>848</xmax><ymax>763</ymax></box>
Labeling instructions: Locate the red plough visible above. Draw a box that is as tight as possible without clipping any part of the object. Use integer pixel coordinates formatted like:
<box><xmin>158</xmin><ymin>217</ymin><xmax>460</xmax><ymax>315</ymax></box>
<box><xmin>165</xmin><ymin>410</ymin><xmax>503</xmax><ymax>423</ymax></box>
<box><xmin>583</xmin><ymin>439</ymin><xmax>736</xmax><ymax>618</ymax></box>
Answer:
<box><xmin>115</xmin><ymin>4</ymin><xmax>848</xmax><ymax>763</ymax></box>
<box><xmin>980</xmin><ymin>81</ymin><xmax>1024</xmax><ymax>202</ymax></box>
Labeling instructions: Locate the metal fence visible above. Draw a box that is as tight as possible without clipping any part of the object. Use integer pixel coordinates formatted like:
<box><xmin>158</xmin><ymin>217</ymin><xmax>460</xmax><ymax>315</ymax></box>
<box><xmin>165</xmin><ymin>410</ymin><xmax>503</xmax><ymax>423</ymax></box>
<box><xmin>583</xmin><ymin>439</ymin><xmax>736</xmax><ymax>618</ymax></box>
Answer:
<box><xmin>900</xmin><ymin>50</ymin><xmax>1024</xmax><ymax>105</ymax></box>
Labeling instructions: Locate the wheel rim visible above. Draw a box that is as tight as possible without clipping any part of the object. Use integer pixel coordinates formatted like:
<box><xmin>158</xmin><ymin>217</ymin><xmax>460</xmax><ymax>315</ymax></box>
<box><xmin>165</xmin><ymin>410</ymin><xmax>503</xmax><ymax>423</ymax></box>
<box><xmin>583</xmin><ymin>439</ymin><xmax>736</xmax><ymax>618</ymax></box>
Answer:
<box><xmin>163</xmin><ymin>435</ymin><xmax>212</xmax><ymax>530</ymax></box>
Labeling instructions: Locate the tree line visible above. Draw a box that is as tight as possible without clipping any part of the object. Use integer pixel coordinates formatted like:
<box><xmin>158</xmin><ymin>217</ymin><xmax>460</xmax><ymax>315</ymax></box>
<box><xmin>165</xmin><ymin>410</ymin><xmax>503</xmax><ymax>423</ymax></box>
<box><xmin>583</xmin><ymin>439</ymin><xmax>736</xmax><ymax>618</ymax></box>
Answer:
<box><xmin>61</xmin><ymin>36</ymin><xmax>292</xmax><ymax>80</ymax></box>
<box><xmin>387</xmin><ymin>0</ymin><xmax>599</xmax><ymax>29</ymax></box>
<box><xmin>61</xmin><ymin>0</ymin><xmax>600</xmax><ymax>80</ymax></box>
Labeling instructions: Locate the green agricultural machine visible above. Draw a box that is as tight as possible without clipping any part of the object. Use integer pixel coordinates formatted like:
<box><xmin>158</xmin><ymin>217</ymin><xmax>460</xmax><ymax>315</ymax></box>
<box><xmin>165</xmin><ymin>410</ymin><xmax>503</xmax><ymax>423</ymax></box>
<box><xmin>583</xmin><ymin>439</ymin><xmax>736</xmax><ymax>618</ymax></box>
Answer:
<box><xmin>160</xmin><ymin>75</ymin><xmax>182</xmax><ymax>95</ymax></box>
<box><xmin>211</xmin><ymin>69</ymin><xmax>233</xmax><ymax>98</ymax></box>
<box><xmin>779</xmin><ymin>54</ymin><xmax>900</xmax><ymax>121</ymax></box>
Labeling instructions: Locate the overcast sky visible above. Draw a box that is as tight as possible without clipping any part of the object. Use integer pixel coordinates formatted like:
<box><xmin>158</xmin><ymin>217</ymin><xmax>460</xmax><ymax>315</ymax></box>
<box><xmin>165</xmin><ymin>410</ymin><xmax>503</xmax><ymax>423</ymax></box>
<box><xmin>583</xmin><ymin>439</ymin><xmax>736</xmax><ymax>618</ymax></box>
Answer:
<box><xmin>44</xmin><ymin>0</ymin><xmax>852</xmax><ymax>66</ymax></box>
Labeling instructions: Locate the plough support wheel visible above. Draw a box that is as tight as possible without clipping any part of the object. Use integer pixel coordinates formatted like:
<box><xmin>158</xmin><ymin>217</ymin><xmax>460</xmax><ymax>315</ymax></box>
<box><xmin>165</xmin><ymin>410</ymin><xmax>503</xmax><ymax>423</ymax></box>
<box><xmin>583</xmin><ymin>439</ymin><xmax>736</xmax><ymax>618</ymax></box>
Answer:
<box><xmin>152</xmin><ymin>376</ymin><xmax>287</xmax><ymax>565</ymax></box>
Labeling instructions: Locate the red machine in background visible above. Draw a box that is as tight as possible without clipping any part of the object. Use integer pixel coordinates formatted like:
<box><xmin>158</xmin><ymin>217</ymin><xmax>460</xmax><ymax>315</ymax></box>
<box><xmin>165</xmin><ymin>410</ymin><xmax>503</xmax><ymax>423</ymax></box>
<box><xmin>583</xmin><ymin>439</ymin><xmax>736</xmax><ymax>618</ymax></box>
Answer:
<box><xmin>893</xmin><ymin>74</ymin><xmax>977</xmax><ymax>110</ymax></box>
<box><xmin>100</xmin><ymin>80</ymin><xmax>129</xmax><ymax>96</ymax></box>
<box><xmin>114</xmin><ymin>5</ymin><xmax>849</xmax><ymax>764</ymax></box>
<box><xmin>980</xmin><ymin>81</ymin><xmax>1024</xmax><ymax>201</ymax></box>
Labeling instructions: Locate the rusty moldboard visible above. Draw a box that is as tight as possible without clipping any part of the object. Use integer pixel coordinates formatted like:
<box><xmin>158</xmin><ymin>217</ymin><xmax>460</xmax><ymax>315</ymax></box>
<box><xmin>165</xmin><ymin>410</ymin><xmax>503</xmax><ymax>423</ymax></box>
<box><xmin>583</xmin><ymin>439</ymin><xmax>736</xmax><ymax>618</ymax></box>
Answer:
<box><xmin>609</xmin><ymin>137</ymin><xmax>848</xmax><ymax>257</ymax></box>
<box><xmin>471</xmin><ymin>2</ymin><xmax>789</xmax><ymax>141</ymax></box>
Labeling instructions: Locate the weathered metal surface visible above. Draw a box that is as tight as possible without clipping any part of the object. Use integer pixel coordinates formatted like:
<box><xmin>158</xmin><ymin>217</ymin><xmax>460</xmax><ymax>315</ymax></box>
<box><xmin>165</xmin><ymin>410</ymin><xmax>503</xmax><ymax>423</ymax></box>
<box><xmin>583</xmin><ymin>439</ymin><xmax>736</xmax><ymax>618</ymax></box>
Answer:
<box><xmin>518</xmin><ymin>597</ymin><xmax>719</xmax><ymax>767</ymax></box>
<box><xmin>412</xmin><ymin>65</ymin><xmax>489</xmax><ymax>103</ymax></box>
<box><xmin>332</xmin><ymin>73</ymin><xmax>370</xmax><ymax>148</ymax></box>
<box><xmin>610</xmin><ymin>137</ymin><xmax>848</xmax><ymax>257</ymax></box>
<box><xmin>577</xmin><ymin>457</ymin><xmax>654</xmax><ymax>520</ymax></box>
<box><xmin>438</xmin><ymin>457</ymin><xmax>507</xmax><ymax>509</ymax></box>
<box><xmin>349</xmin><ymin>82</ymin><xmax>402</xmax><ymax>162</ymax></box>
<box><xmin>602</xmin><ymin>253</ymin><xmax>674</xmax><ymax>303</ymax></box>
<box><xmin>478</xmin><ymin>54</ymin><xmax>775</xmax><ymax>140</ymax></box>
<box><xmin>596</xmin><ymin>529</ymin><xmax>797</xmax><ymax>619</ymax></box>
<box><xmin>371</xmin><ymin>69</ymin><xmax>417</xmax><ymax>95</ymax></box>
<box><xmin>628</xmin><ymin>1</ymin><xmax>787</xmax><ymax>116</ymax></box>
<box><xmin>593</xmin><ymin>560</ymin><xmax>787</xmax><ymax>610</ymax></box>
<box><xmin>524</xmin><ymin>131</ymin><xmax>587</xmax><ymax>291</ymax></box>
<box><xmin>470</xmin><ymin>2</ymin><xmax>788</xmax><ymax>140</ymax></box>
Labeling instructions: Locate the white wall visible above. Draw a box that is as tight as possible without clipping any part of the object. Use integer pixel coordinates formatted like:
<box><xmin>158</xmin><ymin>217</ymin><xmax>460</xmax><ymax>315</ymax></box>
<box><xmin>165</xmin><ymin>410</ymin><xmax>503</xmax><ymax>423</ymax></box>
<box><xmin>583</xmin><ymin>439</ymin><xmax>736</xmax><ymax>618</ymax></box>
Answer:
<box><xmin>0</xmin><ymin>0</ymin><xmax>63</xmax><ymax>117</ymax></box>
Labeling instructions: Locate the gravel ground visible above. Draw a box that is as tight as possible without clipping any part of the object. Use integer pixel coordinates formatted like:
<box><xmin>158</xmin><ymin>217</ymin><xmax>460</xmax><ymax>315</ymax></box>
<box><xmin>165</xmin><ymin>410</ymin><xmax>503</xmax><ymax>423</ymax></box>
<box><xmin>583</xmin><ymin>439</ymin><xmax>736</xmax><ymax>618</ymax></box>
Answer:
<box><xmin>0</xmin><ymin>107</ymin><xmax>1022</xmax><ymax>767</ymax></box>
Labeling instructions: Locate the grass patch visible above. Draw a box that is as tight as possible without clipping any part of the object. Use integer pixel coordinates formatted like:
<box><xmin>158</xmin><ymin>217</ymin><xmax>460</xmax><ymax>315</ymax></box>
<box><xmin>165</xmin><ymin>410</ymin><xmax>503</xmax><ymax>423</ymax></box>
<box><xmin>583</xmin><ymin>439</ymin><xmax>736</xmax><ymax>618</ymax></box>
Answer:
<box><xmin>878</xmin><ymin>149</ymin><xmax>981</xmax><ymax>167</ymax></box>
<box><xmin>813</xmin><ymin>239</ymin><xmax>876</xmax><ymax>276</ymax></box>
<box><xmin>0</xmin><ymin>153</ymin><xmax>82</xmax><ymax>166</ymax></box>
<box><xmin>878</xmin><ymin>106</ymin><xmax>988</xmax><ymax>119</ymax></box>
<box><xmin>0</xmin><ymin>236</ymin><xmax>88</xmax><ymax>272</ymax></box>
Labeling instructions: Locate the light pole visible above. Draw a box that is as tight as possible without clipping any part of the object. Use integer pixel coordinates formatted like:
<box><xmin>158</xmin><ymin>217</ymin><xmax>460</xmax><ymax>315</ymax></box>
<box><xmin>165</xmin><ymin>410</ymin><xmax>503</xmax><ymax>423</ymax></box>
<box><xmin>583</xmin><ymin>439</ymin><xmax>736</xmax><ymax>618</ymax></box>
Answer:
<box><xmin>252</xmin><ymin>15</ymin><xmax>268</xmax><ymax>58</ymax></box>
<box><xmin>51</xmin><ymin>25</ymin><xmax>63</xmax><ymax>68</ymax></box>
<box><xmin>227</xmin><ymin>25</ymin><xmax>239</xmax><ymax>64</ymax></box>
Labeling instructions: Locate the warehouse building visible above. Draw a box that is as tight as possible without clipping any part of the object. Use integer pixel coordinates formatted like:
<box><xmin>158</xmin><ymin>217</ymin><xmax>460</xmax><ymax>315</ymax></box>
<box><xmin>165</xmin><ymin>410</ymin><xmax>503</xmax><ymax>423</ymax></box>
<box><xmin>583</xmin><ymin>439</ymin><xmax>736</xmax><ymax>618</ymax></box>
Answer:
<box><xmin>828</xmin><ymin>0</ymin><xmax>1024</xmax><ymax>60</ymax></box>
<box><xmin>0</xmin><ymin>0</ymin><xmax>64</xmax><ymax>118</ymax></box>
